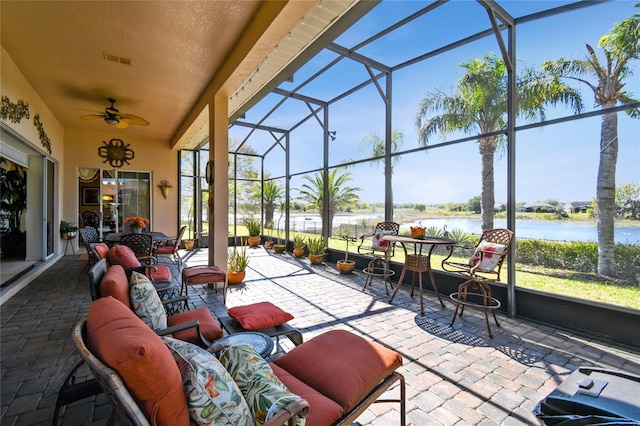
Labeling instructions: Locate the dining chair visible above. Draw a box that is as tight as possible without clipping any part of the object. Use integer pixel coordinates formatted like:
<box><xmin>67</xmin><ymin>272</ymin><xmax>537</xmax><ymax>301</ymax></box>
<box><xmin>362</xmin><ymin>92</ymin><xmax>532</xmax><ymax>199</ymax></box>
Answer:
<box><xmin>120</xmin><ymin>233</ymin><xmax>157</xmax><ymax>266</ymax></box>
<box><xmin>154</xmin><ymin>225</ymin><xmax>186</xmax><ymax>269</ymax></box>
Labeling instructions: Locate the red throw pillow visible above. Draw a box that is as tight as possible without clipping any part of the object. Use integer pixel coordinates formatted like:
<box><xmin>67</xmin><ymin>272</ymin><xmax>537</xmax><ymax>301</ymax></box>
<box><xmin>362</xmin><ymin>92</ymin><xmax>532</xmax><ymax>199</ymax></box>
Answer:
<box><xmin>93</xmin><ymin>243</ymin><xmax>110</xmax><ymax>260</ymax></box>
<box><xmin>108</xmin><ymin>245</ymin><xmax>142</xmax><ymax>269</ymax></box>
<box><xmin>228</xmin><ymin>302</ymin><xmax>294</xmax><ymax>330</ymax></box>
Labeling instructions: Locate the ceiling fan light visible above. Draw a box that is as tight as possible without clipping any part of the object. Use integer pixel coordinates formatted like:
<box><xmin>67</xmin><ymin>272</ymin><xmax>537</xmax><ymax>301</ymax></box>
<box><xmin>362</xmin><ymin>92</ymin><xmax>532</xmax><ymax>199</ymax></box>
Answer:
<box><xmin>104</xmin><ymin>116</ymin><xmax>119</xmax><ymax>125</ymax></box>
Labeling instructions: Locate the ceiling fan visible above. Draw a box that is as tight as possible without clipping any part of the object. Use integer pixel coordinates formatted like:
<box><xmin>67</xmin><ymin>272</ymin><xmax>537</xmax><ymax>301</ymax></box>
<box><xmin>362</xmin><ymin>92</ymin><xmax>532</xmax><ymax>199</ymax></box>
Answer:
<box><xmin>80</xmin><ymin>98</ymin><xmax>149</xmax><ymax>129</ymax></box>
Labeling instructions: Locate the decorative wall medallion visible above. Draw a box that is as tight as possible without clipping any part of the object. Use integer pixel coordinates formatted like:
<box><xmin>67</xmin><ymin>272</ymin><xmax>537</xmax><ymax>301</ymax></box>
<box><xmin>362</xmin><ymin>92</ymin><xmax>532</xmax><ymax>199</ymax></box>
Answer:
<box><xmin>98</xmin><ymin>138</ymin><xmax>134</xmax><ymax>168</ymax></box>
<box><xmin>1</xmin><ymin>96</ymin><xmax>30</xmax><ymax>123</ymax></box>
<box><xmin>33</xmin><ymin>114</ymin><xmax>52</xmax><ymax>154</ymax></box>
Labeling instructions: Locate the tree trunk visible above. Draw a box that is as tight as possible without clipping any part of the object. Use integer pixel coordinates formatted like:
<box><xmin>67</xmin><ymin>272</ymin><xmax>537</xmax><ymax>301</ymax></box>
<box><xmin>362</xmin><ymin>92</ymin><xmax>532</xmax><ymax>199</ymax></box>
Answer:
<box><xmin>479</xmin><ymin>137</ymin><xmax>496</xmax><ymax>231</ymax></box>
<box><xmin>327</xmin><ymin>210</ymin><xmax>335</xmax><ymax>237</ymax></box>
<box><xmin>597</xmin><ymin>108</ymin><xmax>618</xmax><ymax>277</ymax></box>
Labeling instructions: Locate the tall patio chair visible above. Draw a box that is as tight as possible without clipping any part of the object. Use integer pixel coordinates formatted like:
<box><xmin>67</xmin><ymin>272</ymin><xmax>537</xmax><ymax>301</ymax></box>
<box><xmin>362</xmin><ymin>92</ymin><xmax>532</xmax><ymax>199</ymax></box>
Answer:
<box><xmin>442</xmin><ymin>228</ymin><xmax>514</xmax><ymax>338</ymax></box>
<box><xmin>81</xmin><ymin>210</ymin><xmax>101</xmax><ymax>229</ymax></box>
<box><xmin>154</xmin><ymin>225</ymin><xmax>186</xmax><ymax>269</ymax></box>
<box><xmin>357</xmin><ymin>221</ymin><xmax>400</xmax><ymax>294</ymax></box>
<box><xmin>78</xmin><ymin>226</ymin><xmax>102</xmax><ymax>276</ymax></box>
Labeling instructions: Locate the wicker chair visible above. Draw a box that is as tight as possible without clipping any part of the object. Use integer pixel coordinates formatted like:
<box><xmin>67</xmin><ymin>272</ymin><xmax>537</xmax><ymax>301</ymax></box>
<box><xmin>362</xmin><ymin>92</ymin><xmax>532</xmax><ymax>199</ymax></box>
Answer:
<box><xmin>442</xmin><ymin>228</ymin><xmax>514</xmax><ymax>338</ymax></box>
<box><xmin>357</xmin><ymin>221</ymin><xmax>400</xmax><ymax>294</ymax></box>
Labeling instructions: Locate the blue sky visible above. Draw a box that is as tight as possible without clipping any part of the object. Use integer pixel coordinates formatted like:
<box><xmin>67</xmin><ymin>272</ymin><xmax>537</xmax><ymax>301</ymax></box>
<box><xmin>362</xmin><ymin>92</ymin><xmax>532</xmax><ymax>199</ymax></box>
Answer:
<box><xmin>231</xmin><ymin>1</ymin><xmax>639</xmax><ymax>206</ymax></box>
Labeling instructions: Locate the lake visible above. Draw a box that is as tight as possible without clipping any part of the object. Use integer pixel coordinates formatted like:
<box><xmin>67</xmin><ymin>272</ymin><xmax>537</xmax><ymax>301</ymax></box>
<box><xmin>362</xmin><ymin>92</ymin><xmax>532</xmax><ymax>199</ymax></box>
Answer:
<box><xmin>289</xmin><ymin>213</ymin><xmax>640</xmax><ymax>244</ymax></box>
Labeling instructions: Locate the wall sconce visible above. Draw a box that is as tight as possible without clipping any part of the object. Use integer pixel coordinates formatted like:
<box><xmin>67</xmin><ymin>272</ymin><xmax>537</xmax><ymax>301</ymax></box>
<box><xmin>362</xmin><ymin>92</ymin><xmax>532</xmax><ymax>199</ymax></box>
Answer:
<box><xmin>102</xmin><ymin>195</ymin><xmax>113</xmax><ymax>203</ymax></box>
<box><xmin>157</xmin><ymin>180</ymin><xmax>172</xmax><ymax>199</ymax></box>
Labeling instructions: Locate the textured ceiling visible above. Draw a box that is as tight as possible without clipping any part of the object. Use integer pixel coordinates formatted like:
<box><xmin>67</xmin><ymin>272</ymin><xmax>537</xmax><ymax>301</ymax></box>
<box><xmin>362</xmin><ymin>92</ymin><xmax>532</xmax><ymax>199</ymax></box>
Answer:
<box><xmin>1</xmin><ymin>0</ymin><xmax>353</xmax><ymax>144</ymax></box>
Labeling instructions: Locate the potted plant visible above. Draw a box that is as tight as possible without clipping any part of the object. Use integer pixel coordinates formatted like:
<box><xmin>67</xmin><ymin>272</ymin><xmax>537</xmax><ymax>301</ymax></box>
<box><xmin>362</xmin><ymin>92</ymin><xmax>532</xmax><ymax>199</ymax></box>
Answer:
<box><xmin>292</xmin><ymin>235</ymin><xmax>306</xmax><ymax>258</ymax></box>
<box><xmin>337</xmin><ymin>235</ymin><xmax>357</xmax><ymax>274</ymax></box>
<box><xmin>263</xmin><ymin>219</ymin><xmax>274</xmax><ymax>249</ymax></box>
<box><xmin>59</xmin><ymin>221</ymin><xmax>78</xmax><ymax>240</ymax></box>
<box><xmin>272</xmin><ymin>205</ymin><xmax>286</xmax><ymax>253</ymax></box>
<box><xmin>307</xmin><ymin>236</ymin><xmax>326</xmax><ymax>265</ymax></box>
<box><xmin>182</xmin><ymin>207</ymin><xmax>195</xmax><ymax>250</ymax></box>
<box><xmin>228</xmin><ymin>243</ymin><xmax>249</xmax><ymax>285</ymax></box>
<box><xmin>245</xmin><ymin>218</ymin><xmax>262</xmax><ymax>247</ymax></box>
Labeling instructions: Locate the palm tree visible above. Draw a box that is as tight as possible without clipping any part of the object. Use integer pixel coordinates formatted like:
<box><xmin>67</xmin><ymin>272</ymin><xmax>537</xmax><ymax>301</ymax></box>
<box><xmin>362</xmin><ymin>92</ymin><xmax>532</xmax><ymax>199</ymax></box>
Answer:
<box><xmin>361</xmin><ymin>129</ymin><xmax>404</xmax><ymax>215</ymax></box>
<box><xmin>297</xmin><ymin>168</ymin><xmax>361</xmax><ymax>237</ymax></box>
<box><xmin>415</xmin><ymin>53</ymin><xmax>583</xmax><ymax>231</ymax></box>
<box><xmin>542</xmin><ymin>8</ymin><xmax>640</xmax><ymax>277</ymax></box>
<box><xmin>259</xmin><ymin>178</ymin><xmax>284</xmax><ymax>225</ymax></box>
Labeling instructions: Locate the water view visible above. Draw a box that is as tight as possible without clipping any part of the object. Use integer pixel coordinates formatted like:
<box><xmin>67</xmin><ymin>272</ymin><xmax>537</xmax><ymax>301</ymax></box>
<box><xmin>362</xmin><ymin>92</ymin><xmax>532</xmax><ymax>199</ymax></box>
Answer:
<box><xmin>289</xmin><ymin>214</ymin><xmax>640</xmax><ymax>244</ymax></box>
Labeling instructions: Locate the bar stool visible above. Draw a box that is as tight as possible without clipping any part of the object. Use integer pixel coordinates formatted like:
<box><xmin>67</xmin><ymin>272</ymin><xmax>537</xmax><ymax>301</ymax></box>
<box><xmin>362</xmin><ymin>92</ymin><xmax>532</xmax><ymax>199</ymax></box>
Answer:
<box><xmin>181</xmin><ymin>265</ymin><xmax>228</xmax><ymax>303</ymax></box>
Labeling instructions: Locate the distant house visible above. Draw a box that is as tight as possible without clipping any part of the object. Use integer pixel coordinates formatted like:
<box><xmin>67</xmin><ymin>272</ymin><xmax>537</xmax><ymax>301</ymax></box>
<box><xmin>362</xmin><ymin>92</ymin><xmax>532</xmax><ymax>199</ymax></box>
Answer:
<box><xmin>567</xmin><ymin>201</ymin><xmax>590</xmax><ymax>213</ymax></box>
<box><xmin>516</xmin><ymin>203</ymin><xmax>556</xmax><ymax>213</ymax></box>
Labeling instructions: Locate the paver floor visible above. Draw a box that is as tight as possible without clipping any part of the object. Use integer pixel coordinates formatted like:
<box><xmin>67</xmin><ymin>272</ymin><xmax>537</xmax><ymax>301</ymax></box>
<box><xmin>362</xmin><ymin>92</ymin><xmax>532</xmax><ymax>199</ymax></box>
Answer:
<box><xmin>2</xmin><ymin>248</ymin><xmax>639</xmax><ymax>425</ymax></box>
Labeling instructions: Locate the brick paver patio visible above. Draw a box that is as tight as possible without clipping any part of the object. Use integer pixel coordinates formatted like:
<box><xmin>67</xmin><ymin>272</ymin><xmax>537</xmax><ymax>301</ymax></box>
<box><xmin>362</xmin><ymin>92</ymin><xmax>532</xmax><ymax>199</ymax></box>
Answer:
<box><xmin>2</xmin><ymin>247</ymin><xmax>639</xmax><ymax>425</ymax></box>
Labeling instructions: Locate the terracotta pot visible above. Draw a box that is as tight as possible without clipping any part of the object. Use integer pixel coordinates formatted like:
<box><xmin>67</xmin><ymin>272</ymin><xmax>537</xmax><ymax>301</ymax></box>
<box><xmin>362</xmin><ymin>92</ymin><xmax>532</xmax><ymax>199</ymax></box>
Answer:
<box><xmin>248</xmin><ymin>235</ymin><xmax>261</xmax><ymax>247</ymax></box>
<box><xmin>293</xmin><ymin>247</ymin><xmax>305</xmax><ymax>258</ymax></box>
<box><xmin>227</xmin><ymin>271</ymin><xmax>245</xmax><ymax>285</ymax></box>
<box><xmin>273</xmin><ymin>244</ymin><xmax>286</xmax><ymax>254</ymax></box>
<box><xmin>264</xmin><ymin>240</ymin><xmax>274</xmax><ymax>249</ymax></box>
<box><xmin>337</xmin><ymin>260</ymin><xmax>355</xmax><ymax>274</ymax></box>
<box><xmin>183</xmin><ymin>239</ymin><xmax>195</xmax><ymax>251</ymax></box>
<box><xmin>309</xmin><ymin>254</ymin><xmax>325</xmax><ymax>265</ymax></box>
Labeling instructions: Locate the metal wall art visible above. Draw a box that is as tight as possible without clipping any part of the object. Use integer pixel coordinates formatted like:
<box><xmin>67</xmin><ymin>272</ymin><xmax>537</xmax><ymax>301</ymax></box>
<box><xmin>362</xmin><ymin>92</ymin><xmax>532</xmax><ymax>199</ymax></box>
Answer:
<box><xmin>33</xmin><ymin>114</ymin><xmax>52</xmax><ymax>154</ymax></box>
<box><xmin>0</xmin><ymin>96</ymin><xmax>30</xmax><ymax>123</ymax></box>
<box><xmin>98</xmin><ymin>138</ymin><xmax>134</xmax><ymax>168</ymax></box>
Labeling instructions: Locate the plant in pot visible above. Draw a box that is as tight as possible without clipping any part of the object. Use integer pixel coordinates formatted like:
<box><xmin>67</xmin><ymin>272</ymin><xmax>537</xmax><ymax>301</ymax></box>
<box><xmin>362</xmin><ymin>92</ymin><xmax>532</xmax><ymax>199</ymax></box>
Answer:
<box><xmin>59</xmin><ymin>221</ymin><xmax>78</xmax><ymax>240</ymax></box>
<box><xmin>307</xmin><ymin>236</ymin><xmax>326</xmax><ymax>265</ymax></box>
<box><xmin>182</xmin><ymin>209</ymin><xmax>195</xmax><ymax>250</ymax></box>
<box><xmin>337</xmin><ymin>235</ymin><xmax>357</xmax><ymax>274</ymax></box>
<box><xmin>245</xmin><ymin>218</ymin><xmax>262</xmax><ymax>247</ymax></box>
<box><xmin>292</xmin><ymin>235</ymin><xmax>306</xmax><ymax>258</ymax></box>
<box><xmin>273</xmin><ymin>205</ymin><xmax>286</xmax><ymax>253</ymax></box>
<box><xmin>228</xmin><ymin>243</ymin><xmax>249</xmax><ymax>285</ymax></box>
<box><xmin>263</xmin><ymin>219</ymin><xmax>274</xmax><ymax>249</ymax></box>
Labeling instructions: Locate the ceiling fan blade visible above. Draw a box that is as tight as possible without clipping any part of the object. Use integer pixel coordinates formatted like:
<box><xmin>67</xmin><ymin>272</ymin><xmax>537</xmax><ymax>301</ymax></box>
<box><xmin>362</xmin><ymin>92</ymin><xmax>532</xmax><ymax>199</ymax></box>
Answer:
<box><xmin>119</xmin><ymin>114</ymin><xmax>149</xmax><ymax>126</ymax></box>
<box><xmin>114</xmin><ymin>120</ymin><xmax>131</xmax><ymax>129</ymax></box>
<box><xmin>80</xmin><ymin>114</ymin><xmax>105</xmax><ymax>120</ymax></box>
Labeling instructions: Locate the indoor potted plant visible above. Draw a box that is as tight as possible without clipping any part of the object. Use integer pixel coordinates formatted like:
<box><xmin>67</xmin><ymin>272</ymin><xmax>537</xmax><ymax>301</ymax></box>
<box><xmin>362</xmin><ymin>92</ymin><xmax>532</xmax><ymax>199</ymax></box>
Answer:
<box><xmin>245</xmin><ymin>218</ymin><xmax>262</xmax><ymax>247</ymax></box>
<box><xmin>59</xmin><ymin>221</ymin><xmax>78</xmax><ymax>240</ymax></box>
<box><xmin>227</xmin><ymin>243</ymin><xmax>249</xmax><ymax>285</ymax></box>
<box><xmin>292</xmin><ymin>235</ymin><xmax>306</xmax><ymax>258</ymax></box>
<box><xmin>307</xmin><ymin>236</ymin><xmax>326</xmax><ymax>265</ymax></box>
<box><xmin>337</xmin><ymin>235</ymin><xmax>356</xmax><ymax>274</ymax></box>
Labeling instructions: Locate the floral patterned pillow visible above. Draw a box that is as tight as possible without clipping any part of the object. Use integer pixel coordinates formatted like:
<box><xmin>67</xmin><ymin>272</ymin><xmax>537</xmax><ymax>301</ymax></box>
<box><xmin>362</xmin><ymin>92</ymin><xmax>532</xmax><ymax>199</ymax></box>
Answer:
<box><xmin>371</xmin><ymin>230</ymin><xmax>393</xmax><ymax>250</ymax></box>
<box><xmin>469</xmin><ymin>241</ymin><xmax>506</xmax><ymax>271</ymax></box>
<box><xmin>129</xmin><ymin>271</ymin><xmax>167</xmax><ymax>330</ymax></box>
<box><xmin>219</xmin><ymin>344</ymin><xmax>304</xmax><ymax>426</ymax></box>
<box><xmin>163</xmin><ymin>337</ymin><xmax>254</xmax><ymax>426</ymax></box>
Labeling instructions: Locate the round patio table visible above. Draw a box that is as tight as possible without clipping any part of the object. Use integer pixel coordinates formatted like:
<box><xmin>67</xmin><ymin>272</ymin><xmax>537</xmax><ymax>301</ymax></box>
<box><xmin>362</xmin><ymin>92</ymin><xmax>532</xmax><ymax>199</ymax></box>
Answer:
<box><xmin>214</xmin><ymin>332</ymin><xmax>274</xmax><ymax>358</ymax></box>
<box><xmin>104</xmin><ymin>231</ymin><xmax>168</xmax><ymax>246</ymax></box>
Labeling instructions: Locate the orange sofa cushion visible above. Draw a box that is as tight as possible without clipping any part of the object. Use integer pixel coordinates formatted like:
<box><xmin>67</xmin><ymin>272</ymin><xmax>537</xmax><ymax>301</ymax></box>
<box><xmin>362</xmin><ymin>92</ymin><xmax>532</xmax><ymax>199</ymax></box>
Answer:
<box><xmin>228</xmin><ymin>302</ymin><xmax>294</xmax><ymax>330</ymax></box>
<box><xmin>273</xmin><ymin>329</ymin><xmax>402</xmax><ymax>412</ymax></box>
<box><xmin>94</xmin><ymin>243</ymin><xmax>110</xmax><ymax>260</ymax></box>
<box><xmin>86</xmin><ymin>296</ymin><xmax>189</xmax><ymax>425</ymax></box>
<box><xmin>168</xmin><ymin>307</ymin><xmax>224</xmax><ymax>346</ymax></box>
<box><xmin>99</xmin><ymin>265</ymin><xmax>130</xmax><ymax>306</ymax></box>
<box><xmin>147</xmin><ymin>265</ymin><xmax>172</xmax><ymax>282</ymax></box>
<box><xmin>271</xmin><ymin>363</ymin><xmax>344</xmax><ymax>426</ymax></box>
<box><xmin>108</xmin><ymin>244</ymin><xmax>142</xmax><ymax>269</ymax></box>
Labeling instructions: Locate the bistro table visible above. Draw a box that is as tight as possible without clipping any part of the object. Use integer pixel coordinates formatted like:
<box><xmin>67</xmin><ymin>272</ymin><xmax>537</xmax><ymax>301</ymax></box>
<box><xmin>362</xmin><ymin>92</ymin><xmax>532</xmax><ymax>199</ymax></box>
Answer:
<box><xmin>384</xmin><ymin>235</ymin><xmax>456</xmax><ymax>314</ymax></box>
<box><xmin>104</xmin><ymin>231</ymin><xmax>169</xmax><ymax>247</ymax></box>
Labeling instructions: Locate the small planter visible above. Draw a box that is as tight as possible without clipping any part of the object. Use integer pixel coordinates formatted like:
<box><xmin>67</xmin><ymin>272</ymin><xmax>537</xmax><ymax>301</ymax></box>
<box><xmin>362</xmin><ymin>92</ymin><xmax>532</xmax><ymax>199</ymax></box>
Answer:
<box><xmin>293</xmin><ymin>247</ymin><xmax>305</xmax><ymax>258</ymax></box>
<box><xmin>61</xmin><ymin>231</ymin><xmax>77</xmax><ymax>240</ymax></box>
<box><xmin>183</xmin><ymin>239</ymin><xmax>195</xmax><ymax>251</ymax></box>
<box><xmin>227</xmin><ymin>271</ymin><xmax>246</xmax><ymax>285</ymax></box>
<box><xmin>337</xmin><ymin>260</ymin><xmax>356</xmax><ymax>274</ymax></box>
<box><xmin>273</xmin><ymin>244</ymin><xmax>286</xmax><ymax>254</ymax></box>
<box><xmin>248</xmin><ymin>236</ymin><xmax>261</xmax><ymax>247</ymax></box>
<box><xmin>309</xmin><ymin>254</ymin><xmax>325</xmax><ymax>265</ymax></box>
<box><xmin>264</xmin><ymin>240</ymin><xmax>274</xmax><ymax>249</ymax></box>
